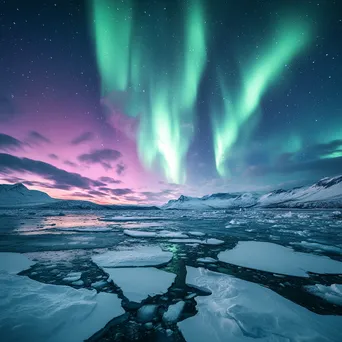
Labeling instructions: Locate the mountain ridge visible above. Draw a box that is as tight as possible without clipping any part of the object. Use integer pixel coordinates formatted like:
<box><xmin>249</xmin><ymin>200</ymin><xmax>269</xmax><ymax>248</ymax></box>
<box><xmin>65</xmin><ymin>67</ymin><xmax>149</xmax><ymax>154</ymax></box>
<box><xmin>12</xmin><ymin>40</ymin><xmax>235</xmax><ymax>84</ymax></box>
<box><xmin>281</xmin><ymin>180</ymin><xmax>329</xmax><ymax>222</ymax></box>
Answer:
<box><xmin>0</xmin><ymin>183</ymin><xmax>159</xmax><ymax>210</ymax></box>
<box><xmin>1</xmin><ymin>175</ymin><xmax>342</xmax><ymax>209</ymax></box>
<box><xmin>163</xmin><ymin>175</ymin><xmax>342</xmax><ymax>210</ymax></box>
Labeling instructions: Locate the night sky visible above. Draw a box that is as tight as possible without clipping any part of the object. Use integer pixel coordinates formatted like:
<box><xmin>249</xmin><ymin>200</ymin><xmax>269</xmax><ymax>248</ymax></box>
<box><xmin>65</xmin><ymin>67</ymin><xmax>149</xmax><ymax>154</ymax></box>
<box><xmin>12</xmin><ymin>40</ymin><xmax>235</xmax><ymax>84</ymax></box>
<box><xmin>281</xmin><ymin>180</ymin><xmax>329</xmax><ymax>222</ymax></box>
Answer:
<box><xmin>1</xmin><ymin>0</ymin><xmax>342</xmax><ymax>205</ymax></box>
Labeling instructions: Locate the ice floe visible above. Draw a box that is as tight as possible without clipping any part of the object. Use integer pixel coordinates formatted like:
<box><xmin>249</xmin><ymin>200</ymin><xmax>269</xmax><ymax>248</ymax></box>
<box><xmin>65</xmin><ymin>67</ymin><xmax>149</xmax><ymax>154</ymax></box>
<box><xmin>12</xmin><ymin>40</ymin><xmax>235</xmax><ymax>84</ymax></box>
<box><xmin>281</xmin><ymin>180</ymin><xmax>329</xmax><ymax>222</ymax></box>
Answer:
<box><xmin>137</xmin><ymin>304</ymin><xmax>158</xmax><ymax>323</ymax></box>
<box><xmin>197</xmin><ymin>257</ymin><xmax>217</xmax><ymax>263</ymax></box>
<box><xmin>123</xmin><ymin>230</ymin><xmax>157</xmax><ymax>238</ymax></box>
<box><xmin>91</xmin><ymin>280</ymin><xmax>107</xmax><ymax>289</ymax></box>
<box><xmin>105</xmin><ymin>267</ymin><xmax>176</xmax><ymax>303</ymax></box>
<box><xmin>292</xmin><ymin>241</ymin><xmax>342</xmax><ymax>254</ymax></box>
<box><xmin>123</xmin><ymin>229</ymin><xmax>188</xmax><ymax>238</ymax></box>
<box><xmin>92</xmin><ymin>246</ymin><xmax>173</xmax><ymax>267</ymax></box>
<box><xmin>169</xmin><ymin>238</ymin><xmax>224</xmax><ymax>245</ymax></box>
<box><xmin>169</xmin><ymin>239</ymin><xmax>203</xmax><ymax>244</ymax></box>
<box><xmin>58</xmin><ymin>227</ymin><xmax>113</xmax><ymax>232</ymax></box>
<box><xmin>188</xmin><ymin>231</ymin><xmax>205</xmax><ymax>237</ymax></box>
<box><xmin>99</xmin><ymin>216</ymin><xmax>165</xmax><ymax>222</ymax></box>
<box><xmin>0</xmin><ymin>252</ymin><xmax>35</xmax><ymax>274</ymax></box>
<box><xmin>205</xmin><ymin>238</ymin><xmax>224</xmax><ymax>245</ymax></box>
<box><xmin>305</xmin><ymin>284</ymin><xmax>342</xmax><ymax>306</ymax></box>
<box><xmin>218</xmin><ymin>241</ymin><xmax>342</xmax><ymax>277</ymax></box>
<box><xmin>0</xmin><ymin>272</ymin><xmax>124</xmax><ymax>342</ymax></box>
<box><xmin>163</xmin><ymin>301</ymin><xmax>185</xmax><ymax>323</ymax></box>
<box><xmin>178</xmin><ymin>266</ymin><xmax>342</xmax><ymax>342</ymax></box>
<box><xmin>62</xmin><ymin>272</ymin><xmax>82</xmax><ymax>282</ymax></box>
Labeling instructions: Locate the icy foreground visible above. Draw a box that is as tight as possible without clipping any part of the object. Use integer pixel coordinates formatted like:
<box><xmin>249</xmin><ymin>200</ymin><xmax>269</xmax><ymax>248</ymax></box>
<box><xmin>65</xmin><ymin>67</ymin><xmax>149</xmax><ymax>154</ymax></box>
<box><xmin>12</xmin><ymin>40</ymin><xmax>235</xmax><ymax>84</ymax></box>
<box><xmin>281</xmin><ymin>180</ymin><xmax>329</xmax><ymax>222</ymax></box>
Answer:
<box><xmin>105</xmin><ymin>267</ymin><xmax>176</xmax><ymax>303</ymax></box>
<box><xmin>306</xmin><ymin>284</ymin><xmax>342</xmax><ymax>306</ymax></box>
<box><xmin>91</xmin><ymin>246</ymin><xmax>173</xmax><ymax>267</ymax></box>
<box><xmin>218</xmin><ymin>241</ymin><xmax>342</xmax><ymax>277</ymax></box>
<box><xmin>0</xmin><ymin>272</ymin><xmax>124</xmax><ymax>342</ymax></box>
<box><xmin>0</xmin><ymin>252</ymin><xmax>35</xmax><ymax>274</ymax></box>
<box><xmin>178</xmin><ymin>267</ymin><xmax>342</xmax><ymax>342</ymax></box>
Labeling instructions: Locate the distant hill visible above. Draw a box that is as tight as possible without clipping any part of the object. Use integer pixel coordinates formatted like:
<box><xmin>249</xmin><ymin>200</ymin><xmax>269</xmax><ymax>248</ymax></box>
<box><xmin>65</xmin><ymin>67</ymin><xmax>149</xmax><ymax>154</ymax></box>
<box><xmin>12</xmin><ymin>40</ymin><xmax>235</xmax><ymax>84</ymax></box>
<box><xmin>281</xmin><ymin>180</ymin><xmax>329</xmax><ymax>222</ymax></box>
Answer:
<box><xmin>0</xmin><ymin>183</ymin><xmax>55</xmax><ymax>207</ymax></box>
<box><xmin>162</xmin><ymin>175</ymin><xmax>342</xmax><ymax>210</ymax></box>
<box><xmin>163</xmin><ymin>193</ymin><xmax>258</xmax><ymax>210</ymax></box>
<box><xmin>258</xmin><ymin>175</ymin><xmax>342</xmax><ymax>208</ymax></box>
<box><xmin>0</xmin><ymin>183</ymin><xmax>159</xmax><ymax>210</ymax></box>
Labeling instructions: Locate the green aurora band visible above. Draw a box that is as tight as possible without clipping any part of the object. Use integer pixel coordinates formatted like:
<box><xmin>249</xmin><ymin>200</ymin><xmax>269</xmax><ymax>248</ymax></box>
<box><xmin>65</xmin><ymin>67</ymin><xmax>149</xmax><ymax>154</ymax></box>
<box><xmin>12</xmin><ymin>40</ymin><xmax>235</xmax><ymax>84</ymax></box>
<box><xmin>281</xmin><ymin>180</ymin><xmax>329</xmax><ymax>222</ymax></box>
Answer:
<box><xmin>90</xmin><ymin>0</ymin><xmax>206</xmax><ymax>183</ymax></box>
<box><xmin>91</xmin><ymin>1</ymin><xmax>318</xmax><ymax>182</ymax></box>
<box><xmin>212</xmin><ymin>18</ymin><xmax>313</xmax><ymax>177</ymax></box>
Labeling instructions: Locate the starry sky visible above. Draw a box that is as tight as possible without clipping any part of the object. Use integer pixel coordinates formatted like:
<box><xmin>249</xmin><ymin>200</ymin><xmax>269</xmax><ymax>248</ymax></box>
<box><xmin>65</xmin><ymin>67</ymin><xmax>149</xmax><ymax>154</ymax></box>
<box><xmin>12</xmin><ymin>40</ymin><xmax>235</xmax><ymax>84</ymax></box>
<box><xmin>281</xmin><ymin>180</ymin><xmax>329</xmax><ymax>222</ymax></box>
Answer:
<box><xmin>0</xmin><ymin>0</ymin><xmax>342</xmax><ymax>205</ymax></box>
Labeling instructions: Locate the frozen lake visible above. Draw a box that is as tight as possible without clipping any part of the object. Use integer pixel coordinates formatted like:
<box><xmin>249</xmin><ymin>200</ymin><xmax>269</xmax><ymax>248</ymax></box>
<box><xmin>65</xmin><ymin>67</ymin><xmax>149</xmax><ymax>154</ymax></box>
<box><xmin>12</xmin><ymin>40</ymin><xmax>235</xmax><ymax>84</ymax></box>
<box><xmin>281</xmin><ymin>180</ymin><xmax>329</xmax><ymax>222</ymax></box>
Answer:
<box><xmin>1</xmin><ymin>208</ymin><xmax>342</xmax><ymax>341</ymax></box>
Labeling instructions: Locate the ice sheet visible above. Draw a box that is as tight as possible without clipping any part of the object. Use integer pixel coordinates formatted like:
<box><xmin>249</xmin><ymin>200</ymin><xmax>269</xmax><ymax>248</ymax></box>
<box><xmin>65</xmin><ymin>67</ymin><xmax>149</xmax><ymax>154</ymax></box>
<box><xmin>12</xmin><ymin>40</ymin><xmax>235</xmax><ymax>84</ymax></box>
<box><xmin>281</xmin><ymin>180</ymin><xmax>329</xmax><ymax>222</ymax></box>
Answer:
<box><xmin>0</xmin><ymin>272</ymin><xmax>124</xmax><ymax>342</ymax></box>
<box><xmin>0</xmin><ymin>252</ymin><xmax>35</xmax><ymax>274</ymax></box>
<box><xmin>105</xmin><ymin>267</ymin><xmax>176</xmax><ymax>302</ymax></box>
<box><xmin>178</xmin><ymin>266</ymin><xmax>342</xmax><ymax>342</ymax></box>
<box><xmin>218</xmin><ymin>241</ymin><xmax>342</xmax><ymax>277</ymax></box>
<box><xmin>92</xmin><ymin>246</ymin><xmax>173</xmax><ymax>267</ymax></box>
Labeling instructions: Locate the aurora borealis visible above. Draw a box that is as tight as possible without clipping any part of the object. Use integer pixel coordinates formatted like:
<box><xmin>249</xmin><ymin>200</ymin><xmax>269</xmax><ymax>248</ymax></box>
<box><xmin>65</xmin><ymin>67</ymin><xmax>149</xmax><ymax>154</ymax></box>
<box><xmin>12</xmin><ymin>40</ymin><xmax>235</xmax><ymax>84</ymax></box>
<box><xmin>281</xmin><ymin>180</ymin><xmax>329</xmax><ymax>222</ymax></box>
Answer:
<box><xmin>1</xmin><ymin>0</ymin><xmax>342</xmax><ymax>204</ymax></box>
<box><xmin>91</xmin><ymin>0</ymin><xmax>207</xmax><ymax>184</ymax></box>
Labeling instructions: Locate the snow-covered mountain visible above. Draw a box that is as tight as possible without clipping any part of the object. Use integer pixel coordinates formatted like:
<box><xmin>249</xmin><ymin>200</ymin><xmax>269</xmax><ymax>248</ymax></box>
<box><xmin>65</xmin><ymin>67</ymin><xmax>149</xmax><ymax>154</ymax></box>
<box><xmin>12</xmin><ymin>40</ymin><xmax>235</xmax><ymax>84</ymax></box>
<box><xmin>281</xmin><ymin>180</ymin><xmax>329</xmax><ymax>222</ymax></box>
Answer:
<box><xmin>163</xmin><ymin>175</ymin><xmax>342</xmax><ymax>210</ymax></box>
<box><xmin>0</xmin><ymin>183</ymin><xmax>55</xmax><ymax>207</ymax></box>
<box><xmin>163</xmin><ymin>192</ymin><xmax>258</xmax><ymax>210</ymax></box>
<box><xmin>0</xmin><ymin>183</ymin><xmax>159</xmax><ymax>210</ymax></box>
<box><xmin>38</xmin><ymin>200</ymin><xmax>159</xmax><ymax>211</ymax></box>
<box><xmin>258</xmin><ymin>175</ymin><xmax>342</xmax><ymax>208</ymax></box>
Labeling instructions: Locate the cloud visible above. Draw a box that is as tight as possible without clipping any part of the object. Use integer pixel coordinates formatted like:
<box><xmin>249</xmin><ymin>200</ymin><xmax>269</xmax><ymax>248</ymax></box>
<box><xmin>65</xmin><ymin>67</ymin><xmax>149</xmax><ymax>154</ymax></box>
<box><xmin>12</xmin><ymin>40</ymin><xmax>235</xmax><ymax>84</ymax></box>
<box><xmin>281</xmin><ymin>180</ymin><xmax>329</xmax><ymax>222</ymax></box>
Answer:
<box><xmin>28</xmin><ymin>131</ymin><xmax>51</xmax><ymax>144</ymax></box>
<box><xmin>140</xmin><ymin>189</ymin><xmax>177</xmax><ymax>202</ymax></box>
<box><xmin>88</xmin><ymin>189</ymin><xmax>107</xmax><ymax>197</ymax></box>
<box><xmin>48</xmin><ymin>153</ymin><xmax>59</xmax><ymax>160</ymax></box>
<box><xmin>22</xmin><ymin>180</ymin><xmax>71</xmax><ymax>190</ymax></box>
<box><xmin>64</xmin><ymin>160</ymin><xmax>78</xmax><ymax>167</ymax></box>
<box><xmin>0</xmin><ymin>133</ymin><xmax>23</xmax><ymax>151</ymax></box>
<box><xmin>303</xmin><ymin>140</ymin><xmax>342</xmax><ymax>160</ymax></box>
<box><xmin>123</xmin><ymin>195</ymin><xmax>144</xmax><ymax>202</ymax></box>
<box><xmin>71</xmin><ymin>192</ymin><xmax>95</xmax><ymax>199</ymax></box>
<box><xmin>110</xmin><ymin>188</ymin><xmax>133</xmax><ymax>196</ymax></box>
<box><xmin>116</xmin><ymin>162</ymin><xmax>126</xmax><ymax>175</ymax></box>
<box><xmin>245</xmin><ymin>139</ymin><xmax>342</xmax><ymax>179</ymax></box>
<box><xmin>0</xmin><ymin>153</ymin><xmax>106</xmax><ymax>190</ymax></box>
<box><xmin>78</xmin><ymin>149</ymin><xmax>122</xmax><ymax>170</ymax></box>
<box><xmin>1</xmin><ymin>176</ymin><xmax>25</xmax><ymax>184</ymax></box>
<box><xmin>98</xmin><ymin>176</ymin><xmax>122</xmax><ymax>184</ymax></box>
<box><xmin>71</xmin><ymin>132</ymin><xmax>94</xmax><ymax>145</ymax></box>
